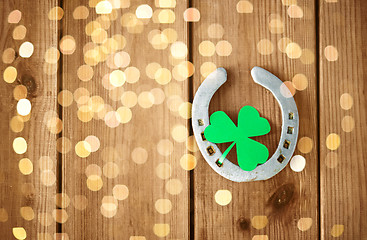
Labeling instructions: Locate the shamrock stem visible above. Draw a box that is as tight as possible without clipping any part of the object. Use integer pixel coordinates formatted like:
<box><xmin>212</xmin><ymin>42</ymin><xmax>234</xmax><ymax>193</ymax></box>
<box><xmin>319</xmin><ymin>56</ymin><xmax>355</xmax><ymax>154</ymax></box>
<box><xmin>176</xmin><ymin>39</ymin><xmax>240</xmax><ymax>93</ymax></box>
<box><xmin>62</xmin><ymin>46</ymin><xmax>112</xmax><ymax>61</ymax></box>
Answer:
<box><xmin>218</xmin><ymin>142</ymin><xmax>236</xmax><ymax>164</ymax></box>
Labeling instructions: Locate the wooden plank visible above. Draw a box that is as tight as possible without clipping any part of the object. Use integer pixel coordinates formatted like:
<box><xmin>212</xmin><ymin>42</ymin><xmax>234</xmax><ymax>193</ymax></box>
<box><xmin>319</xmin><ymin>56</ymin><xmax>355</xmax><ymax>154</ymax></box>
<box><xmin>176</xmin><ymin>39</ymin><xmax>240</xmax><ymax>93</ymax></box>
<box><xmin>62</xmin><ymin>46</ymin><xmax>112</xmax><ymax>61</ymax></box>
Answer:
<box><xmin>191</xmin><ymin>0</ymin><xmax>318</xmax><ymax>239</ymax></box>
<box><xmin>61</xmin><ymin>1</ymin><xmax>189</xmax><ymax>239</ymax></box>
<box><xmin>0</xmin><ymin>0</ymin><xmax>58</xmax><ymax>239</ymax></box>
<box><xmin>319</xmin><ymin>0</ymin><xmax>367</xmax><ymax>239</ymax></box>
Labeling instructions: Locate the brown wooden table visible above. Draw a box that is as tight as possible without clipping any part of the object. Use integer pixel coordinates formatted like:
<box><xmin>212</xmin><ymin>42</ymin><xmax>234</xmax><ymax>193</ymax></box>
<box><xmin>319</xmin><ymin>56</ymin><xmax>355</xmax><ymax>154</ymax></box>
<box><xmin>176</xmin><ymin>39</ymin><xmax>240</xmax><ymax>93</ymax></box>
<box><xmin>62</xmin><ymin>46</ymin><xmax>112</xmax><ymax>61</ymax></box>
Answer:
<box><xmin>0</xmin><ymin>0</ymin><xmax>366</xmax><ymax>239</ymax></box>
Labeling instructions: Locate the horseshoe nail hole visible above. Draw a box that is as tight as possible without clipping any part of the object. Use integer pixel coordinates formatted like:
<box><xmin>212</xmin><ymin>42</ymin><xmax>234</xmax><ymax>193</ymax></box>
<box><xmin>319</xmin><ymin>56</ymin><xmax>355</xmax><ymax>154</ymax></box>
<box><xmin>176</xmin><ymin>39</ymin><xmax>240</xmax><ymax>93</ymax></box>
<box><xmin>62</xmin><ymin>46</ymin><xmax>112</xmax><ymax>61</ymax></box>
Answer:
<box><xmin>198</xmin><ymin>119</ymin><xmax>204</xmax><ymax>126</ymax></box>
<box><xmin>289</xmin><ymin>112</ymin><xmax>294</xmax><ymax>119</ymax></box>
<box><xmin>201</xmin><ymin>132</ymin><xmax>206</xmax><ymax>141</ymax></box>
<box><xmin>283</xmin><ymin>140</ymin><xmax>290</xmax><ymax>149</ymax></box>
<box><xmin>287</xmin><ymin>127</ymin><xmax>294</xmax><ymax>134</ymax></box>
<box><xmin>215</xmin><ymin>159</ymin><xmax>223</xmax><ymax>167</ymax></box>
<box><xmin>277</xmin><ymin>154</ymin><xmax>286</xmax><ymax>163</ymax></box>
<box><xmin>206</xmin><ymin>146</ymin><xmax>215</xmax><ymax>156</ymax></box>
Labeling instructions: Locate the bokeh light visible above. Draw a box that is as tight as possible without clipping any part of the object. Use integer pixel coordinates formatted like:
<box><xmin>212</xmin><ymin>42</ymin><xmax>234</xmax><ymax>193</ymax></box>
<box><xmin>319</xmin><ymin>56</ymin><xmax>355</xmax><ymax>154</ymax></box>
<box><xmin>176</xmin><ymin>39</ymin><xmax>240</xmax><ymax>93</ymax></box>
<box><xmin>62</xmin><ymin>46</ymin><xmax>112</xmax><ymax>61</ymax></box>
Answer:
<box><xmin>14</xmin><ymin>86</ymin><xmax>28</xmax><ymax>101</ymax></box>
<box><xmin>73</xmin><ymin>6</ymin><xmax>89</xmax><ymax>19</ymax></box>
<box><xmin>156</xmin><ymin>163</ymin><xmax>172</xmax><ymax>180</ymax></box>
<box><xmin>326</xmin><ymin>133</ymin><xmax>340</xmax><ymax>150</ymax></box>
<box><xmin>180</xmin><ymin>153</ymin><xmax>197</xmax><ymax>171</ymax></box>
<box><xmin>60</xmin><ymin>35</ymin><xmax>76</xmax><ymax>55</ymax></box>
<box><xmin>113</xmin><ymin>184</ymin><xmax>129</xmax><ymax>200</ymax></box>
<box><xmin>8</xmin><ymin>10</ymin><xmax>22</xmax><ymax>24</ymax></box>
<box><xmin>166</xmin><ymin>179</ymin><xmax>182</xmax><ymax>195</ymax></box>
<box><xmin>183</xmin><ymin>8</ymin><xmax>200</xmax><ymax>22</ymax></box>
<box><xmin>48</xmin><ymin>6</ymin><xmax>64</xmax><ymax>20</ymax></box>
<box><xmin>214</xmin><ymin>190</ymin><xmax>232</xmax><ymax>206</ymax></box>
<box><xmin>13</xmin><ymin>25</ymin><xmax>27</xmax><ymax>40</ymax></box>
<box><xmin>153</xmin><ymin>224</ymin><xmax>170</xmax><ymax>237</ymax></box>
<box><xmin>136</xmin><ymin>4</ymin><xmax>153</xmax><ymax>19</ymax></box>
<box><xmin>297</xmin><ymin>218</ymin><xmax>313</xmax><ymax>231</ymax></box>
<box><xmin>18</xmin><ymin>158</ymin><xmax>33</xmax><ymax>175</ymax></box>
<box><xmin>13</xmin><ymin>137</ymin><xmax>27</xmax><ymax>154</ymax></box>
<box><xmin>251</xmin><ymin>216</ymin><xmax>268</xmax><ymax>229</ymax></box>
<box><xmin>19</xmin><ymin>41</ymin><xmax>34</xmax><ymax>58</ymax></box>
<box><xmin>12</xmin><ymin>227</ymin><xmax>26</xmax><ymax>240</ymax></box>
<box><xmin>236</xmin><ymin>1</ymin><xmax>253</xmax><ymax>13</ymax></box>
<box><xmin>3</xmin><ymin>66</ymin><xmax>17</xmax><ymax>83</ymax></box>
<box><xmin>155</xmin><ymin>199</ymin><xmax>172</xmax><ymax>214</ymax></box>
<box><xmin>290</xmin><ymin>155</ymin><xmax>306</xmax><ymax>172</ymax></box>
<box><xmin>96</xmin><ymin>1</ymin><xmax>113</xmax><ymax>14</ymax></box>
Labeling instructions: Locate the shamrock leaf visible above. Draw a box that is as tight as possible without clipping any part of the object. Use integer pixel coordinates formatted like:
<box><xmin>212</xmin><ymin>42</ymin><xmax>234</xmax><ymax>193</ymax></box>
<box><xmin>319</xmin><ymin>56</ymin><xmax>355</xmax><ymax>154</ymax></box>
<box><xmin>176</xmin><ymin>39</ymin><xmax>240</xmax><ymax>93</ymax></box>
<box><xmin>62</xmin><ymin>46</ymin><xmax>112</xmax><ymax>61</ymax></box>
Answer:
<box><xmin>204</xmin><ymin>105</ymin><xmax>271</xmax><ymax>171</ymax></box>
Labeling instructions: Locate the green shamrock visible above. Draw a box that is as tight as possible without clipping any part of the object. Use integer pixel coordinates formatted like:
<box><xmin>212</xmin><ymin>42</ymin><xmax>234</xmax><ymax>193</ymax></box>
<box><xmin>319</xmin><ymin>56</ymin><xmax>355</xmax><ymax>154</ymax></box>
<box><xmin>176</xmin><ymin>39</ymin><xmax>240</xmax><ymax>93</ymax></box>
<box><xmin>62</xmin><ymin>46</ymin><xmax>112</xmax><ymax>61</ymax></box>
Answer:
<box><xmin>204</xmin><ymin>106</ymin><xmax>271</xmax><ymax>171</ymax></box>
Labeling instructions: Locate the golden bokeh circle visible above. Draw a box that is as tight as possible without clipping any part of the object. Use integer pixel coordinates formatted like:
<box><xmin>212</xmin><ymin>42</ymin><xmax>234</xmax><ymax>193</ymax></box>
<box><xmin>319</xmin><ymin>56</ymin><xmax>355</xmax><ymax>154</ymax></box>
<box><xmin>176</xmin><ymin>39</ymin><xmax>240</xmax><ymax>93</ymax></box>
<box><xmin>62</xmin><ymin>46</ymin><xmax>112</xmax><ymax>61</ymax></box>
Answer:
<box><xmin>285</xmin><ymin>42</ymin><xmax>302</xmax><ymax>59</ymax></box>
<box><xmin>236</xmin><ymin>0</ymin><xmax>254</xmax><ymax>13</ymax></box>
<box><xmin>13</xmin><ymin>137</ymin><xmax>27</xmax><ymax>154</ymax></box>
<box><xmin>48</xmin><ymin>6</ymin><xmax>64</xmax><ymax>20</ymax></box>
<box><xmin>10</xmin><ymin>116</ymin><xmax>24</xmax><ymax>133</ymax></box>
<box><xmin>77</xmin><ymin>65</ymin><xmax>94</xmax><ymax>82</ymax></box>
<box><xmin>20</xmin><ymin>207</ymin><xmax>34</xmax><ymax>221</ymax></box>
<box><xmin>324</xmin><ymin>45</ymin><xmax>338</xmax><ymax>61</ymax></box>
<box><xmin>138</xmin><ymin>91</ymin><xmax>154</xmax><ymax>108</ymax></box>
<box><xmin>156</xmin><ymin>162</ymin><xmax>172</xmax><ymax>179</ymax></box>
<box><xmin>171</xmin><ymin>125</ymin><xmax>188</xmax><ymax>142</ymax></box>
<box><xmin>180</xmin><ymin>154</ymin><xmax>197</xmax><ymax>171</ymax></box>
<box><xmin>325</xmin><ymin>152</ymin><xmax>338</xmax><ymax>168</ymax></box>
<box><xmin>341</xmin><ymin>116</ymin><xmax>355</xmax><ymax>132</ymax></box>
<box><xmin>216</xmin><ymin>40</ymin><xmax>232</xmax><ymax>56</ymax></box>
<box><xmin>103</xmin><ymin>162</ymin><xmax>120</xmax><ymax>179</ymax></box>
<box><xmin>166</xmin><ymin>179</ymin><xmax>182</xmax><ymax>195</ymax></box>
<box><xmin>214</xmin><ymin>190</ymin><xmax>232</xmax><ymax>206</ymax></box>
<box><xmin>121</xmin><ymin>91</ymin><xmax>138</xmax><ymax>108</ymax></box>
<box><xmin>75</xmin><ymin>141</ymin><xmax>91</xmax><ymax>158</ymax></box>
<box><xmin>3</xmin><ymin>66</ymin><xmax>17</xmax><ymax>83</ymax></box>
<box><xmin>155</xmin><ymin>68</ymin><xmax>172</xmax><ymax>85</ymax></box>
<box><xmin>257</xmin><ymin>39</ymin><xmax>274</xmax><ymax>55</ymax></box>
<box><xmin>60</xmin><ymin>36</ymin><xmax>76</xmax><ymax>55</ymax></box>
<box><xmin>208</xmin><ymin>24</ymin><xmax>224</xmax><ymax>38</ymax></box>
<box><xmin>116</xmin><ymin>106</ymin><xmax>132</xmax><ymax>124</ymax></box>
<box><xmin>155</xmin><ymin>199</ymin><xmax>172</xmax><ymax>214</ymax></box>
<box><xmin>153</xmin><ymin>224</ymin><xmax>170</xmax><ymax>238</ymax></box>
<box><xmin>199</xmin><ymin>40</ymin><xmax>215</xmax><ymax>57</ymax></box>
<box><xmin>2</xmin><ymin>48</ymin><xmax>16</xmax><ymax>64</ymax></box>
<box><xmin>297</xmin><ymin>137</ymin><xmax>313</xmax><ymax>154</ymax></box>
<box><xmin>340</xmin><ymin>93</ymin><xmax>353</xmax><ymax>110</ymax></box>
<box><xmin>13</xmin><ymin>85</ymin><xmax>27</xmax><ymax>101</ymax></box>
<box><xmin>183</xmin><ymin>8</ymin><xmax>200</xmax><ymax>22</ymax></box>
<box><xmin>251</xmin><ymin>216</ymin><xmax>268</xmax><ymax>230</ymax></box>
<box><xmin>13</xmin><ymin>25</ymin><xmax>27</xmax><ymax>40</ymax></box>
<box><xmin>73</xmin><ymin>6</ymin><xmax>89</xmax><ymax>19</ymax></box>
<box><xmin>18</xmin><ymin>158</ymin><xmax>33</xmax><ymax>175</ymax></box>
<box><xmin>131</xmin><ymin>147</ymin><xmax>148</xmax><ymax>164</ymax></box>
<box><xmin>55</xmin><ymin>193</ymin><xmax>70</xmax><ymax>209</ymax></box>
<box><xmin>330</xmin><ymin>224</ymin><xmax>344</xmax><ymax>237</ymax></box>
<box><xmin>113</xmin><ymin>184</ymin><xmax>129</xmax><ymax>200</ymax></box>
<box><xmin>326</xmin><ymin>133</ymin><xmax>340</xmax><ymax>151</ymax></box>
<box><xmin>8</xmin><ymin>10</ymin><xmax>22</xmax><ymax>24</ymax></box>
<box><xmin>87</xmin><ymin>175</ymin><xmax>103</xmax><ymax>191</ymax></box>
<box><xmin>287</xmin><ymin>5</ymin><xmax>304</xmax><ymax>18</ymax></box>
<box><xmin>292</xmin><ymin>73</ymin><xmax>308</xmax><ymax>91</ymax></box>
<box><xmin>297</xmin><ymin>218</ymin><xmax>313</xmax><ymax>231</ymax></box>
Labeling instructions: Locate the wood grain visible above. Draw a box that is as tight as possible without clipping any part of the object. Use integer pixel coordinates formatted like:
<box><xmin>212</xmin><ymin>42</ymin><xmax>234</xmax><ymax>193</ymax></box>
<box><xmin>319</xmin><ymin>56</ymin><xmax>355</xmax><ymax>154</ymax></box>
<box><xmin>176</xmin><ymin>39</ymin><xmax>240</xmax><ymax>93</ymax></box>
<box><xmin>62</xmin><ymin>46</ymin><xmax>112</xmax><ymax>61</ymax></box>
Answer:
<box><xmin>0</xmin><ymin>0</ymin><xmax>58</xmax><ymax>239</ymax></box>
<box><xmin>0</xmin><ymin>0</ymin><xmax>366</xmax><ymax>239</ymax></box>
<box><xmin>319</xmin><ymin>0</ymin><xmax>367</xmax><ymax>239</ymax></box>
<box><xmin>191</xmin><ymin>1</ymin><xmax>318</xmax><ymax>239</ymax></box>
<box><xmin>61</xmin><ymin>1</ymin><xmax>189</xmax><ymax>239</ymax></box>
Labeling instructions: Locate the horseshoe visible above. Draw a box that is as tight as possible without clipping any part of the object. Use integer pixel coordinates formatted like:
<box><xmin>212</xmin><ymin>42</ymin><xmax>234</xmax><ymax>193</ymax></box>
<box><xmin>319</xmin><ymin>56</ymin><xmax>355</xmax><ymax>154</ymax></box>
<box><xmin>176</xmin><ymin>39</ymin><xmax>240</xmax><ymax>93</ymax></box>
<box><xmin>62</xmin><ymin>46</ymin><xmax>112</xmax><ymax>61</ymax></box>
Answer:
<box><xmin>192</xmin><ymin>67</ymin><xmax>299</xmax><ymax>182</ymax></box>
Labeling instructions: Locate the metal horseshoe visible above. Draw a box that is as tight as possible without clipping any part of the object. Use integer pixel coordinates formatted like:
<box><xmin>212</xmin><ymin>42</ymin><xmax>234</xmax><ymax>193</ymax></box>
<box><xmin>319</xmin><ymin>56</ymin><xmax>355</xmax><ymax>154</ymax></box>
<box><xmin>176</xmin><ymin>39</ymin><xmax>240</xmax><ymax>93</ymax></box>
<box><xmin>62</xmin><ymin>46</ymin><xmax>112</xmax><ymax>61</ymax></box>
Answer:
<box><xmin>192</xmin><ymin>67</ymin><xmax>299</xmax><ymax>182</ymax></box>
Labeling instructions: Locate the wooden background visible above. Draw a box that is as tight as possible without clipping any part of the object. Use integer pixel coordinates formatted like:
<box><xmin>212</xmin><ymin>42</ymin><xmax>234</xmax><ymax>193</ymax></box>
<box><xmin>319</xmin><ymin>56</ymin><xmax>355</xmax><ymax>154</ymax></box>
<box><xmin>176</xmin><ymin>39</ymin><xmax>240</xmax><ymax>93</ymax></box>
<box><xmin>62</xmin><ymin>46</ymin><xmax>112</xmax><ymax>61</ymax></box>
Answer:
<box><xmin>0</xmin><ymin>0</ymin><xmax>366</xmax><ymax>239</ymax></box>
